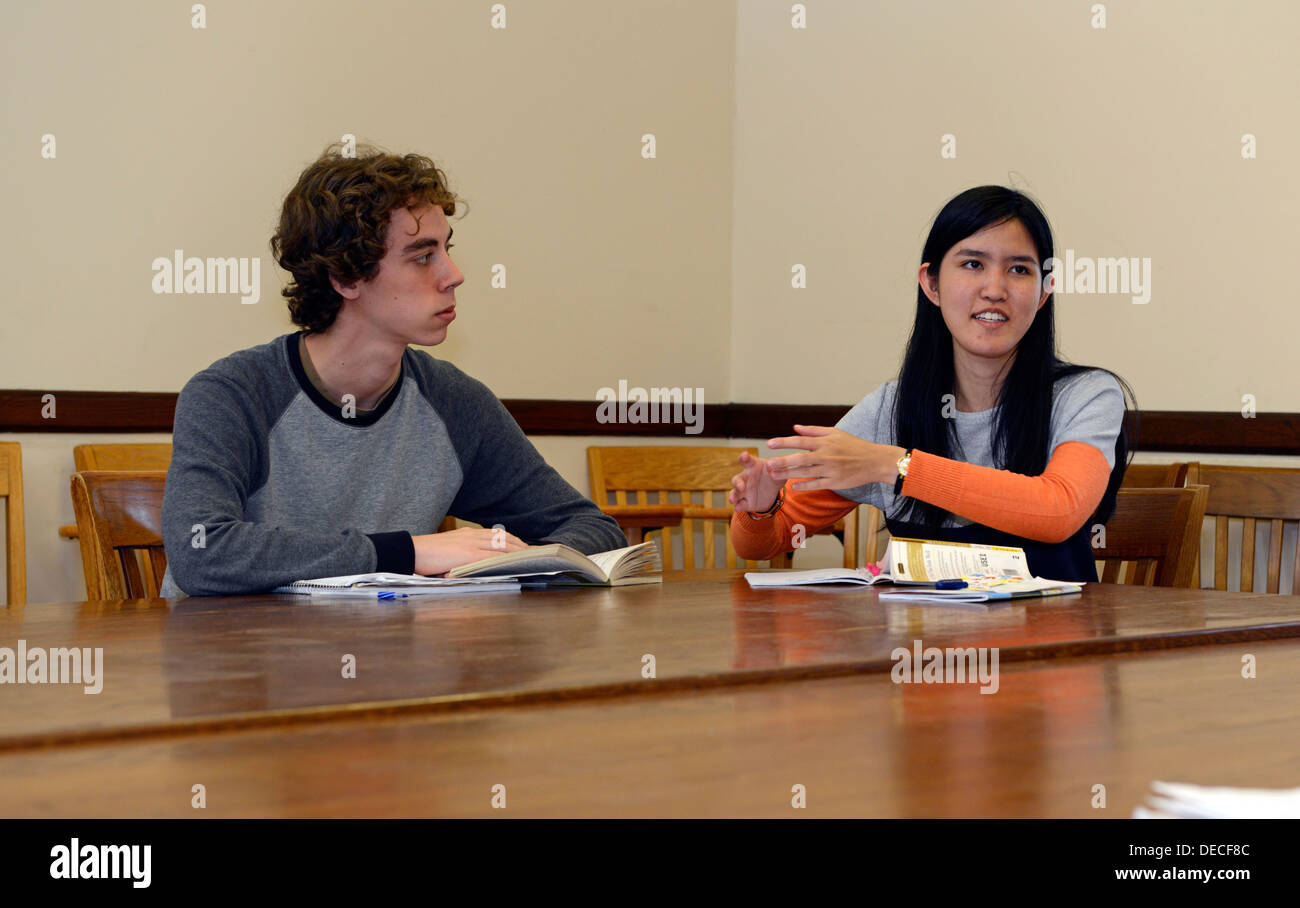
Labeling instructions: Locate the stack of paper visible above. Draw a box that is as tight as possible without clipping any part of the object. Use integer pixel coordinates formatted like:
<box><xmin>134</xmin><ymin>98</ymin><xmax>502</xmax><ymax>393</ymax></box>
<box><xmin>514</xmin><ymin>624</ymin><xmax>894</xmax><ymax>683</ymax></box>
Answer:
<box><xmin>274</xmin><ymin>573</ymin><xmax>520</xmax><ymax>598</ymax></box>
<box><xmin>1133</xmin><ymin>781</ymin><xmax>1300</xmax><ymax>818</ymax></box>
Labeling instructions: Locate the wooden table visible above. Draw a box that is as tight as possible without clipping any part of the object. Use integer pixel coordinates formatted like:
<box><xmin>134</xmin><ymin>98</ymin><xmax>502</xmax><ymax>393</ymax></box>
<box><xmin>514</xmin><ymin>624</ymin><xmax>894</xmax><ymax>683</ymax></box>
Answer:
<box><xmin>3</xmin><ymin>572</ymin><xmax>1299</xmax><ymax>816</ymax></box>
<box><xmin>2</xmin><ymin>639</ymin><xmax>1296</xmax><ymax>817</ymax></box>
<box><xmin>4</xmin><ymin>572</ymin><xmax>1300</xmax><ymax>747</ymax></box>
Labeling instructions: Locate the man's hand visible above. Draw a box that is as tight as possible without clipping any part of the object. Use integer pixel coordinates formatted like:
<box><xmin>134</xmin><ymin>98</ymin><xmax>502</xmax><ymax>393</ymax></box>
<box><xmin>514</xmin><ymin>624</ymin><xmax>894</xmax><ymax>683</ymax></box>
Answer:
<box><xmin>411</xmin><ymin>526</ymin><xmax>529</xmax><ymax>575</ymax></box>
<box><xmin>728</xmin><ymin>450</ymin><xmax>785</xmax><ymax>514</ymax></box>
<box><xmin>764</xmin><ymin>425</ymin><xmax>905</xmax><ymax>491</ymax></box>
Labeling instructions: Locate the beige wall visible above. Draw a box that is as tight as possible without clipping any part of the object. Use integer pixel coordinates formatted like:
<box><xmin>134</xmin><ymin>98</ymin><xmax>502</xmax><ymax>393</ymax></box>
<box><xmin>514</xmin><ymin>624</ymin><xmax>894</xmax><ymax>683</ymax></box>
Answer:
<box><xmin>731</xmin><ymin>0</ymin><xmax>1299</xmax><ymax>409</ymax></box>
<box><xmin>4</xmin><ymin>1</ymin><xmax>1297</xmax><ymax>603</ymax></box>
<box><xmin>1</xmin><ymin>0</ymin><xmax>734</xmax><ymax>398</ymax></box>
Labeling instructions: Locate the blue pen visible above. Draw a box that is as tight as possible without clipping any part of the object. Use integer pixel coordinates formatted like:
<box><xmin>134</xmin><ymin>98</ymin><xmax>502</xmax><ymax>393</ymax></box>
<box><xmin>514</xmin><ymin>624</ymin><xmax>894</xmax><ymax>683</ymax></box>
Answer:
<box><xmin>935</xmin><ymin>580</ymin><xmax>967</xmax><ymax>590</ymax></box>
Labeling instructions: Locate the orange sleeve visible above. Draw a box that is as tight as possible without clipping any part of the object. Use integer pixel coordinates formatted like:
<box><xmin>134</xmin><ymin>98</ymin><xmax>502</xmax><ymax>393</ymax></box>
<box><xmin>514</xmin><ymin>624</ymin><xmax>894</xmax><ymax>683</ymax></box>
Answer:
<box><xmin>730</xmin><ymin>485</ymin><xmax>859</xmax><ymax>561</ymax></box>
<box><xmin>901</xmin><ymin>440</ymin><xmax>1112</xmax><ymax>543</ymax></box>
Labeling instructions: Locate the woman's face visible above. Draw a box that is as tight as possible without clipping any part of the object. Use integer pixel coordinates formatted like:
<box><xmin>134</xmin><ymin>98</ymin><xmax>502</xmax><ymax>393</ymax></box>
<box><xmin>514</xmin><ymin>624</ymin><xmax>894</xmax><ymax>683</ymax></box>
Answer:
<box><xmin>918</xmin><ymin>218</ymin><xmax>1050</xmax><ymax>369</ymax></box>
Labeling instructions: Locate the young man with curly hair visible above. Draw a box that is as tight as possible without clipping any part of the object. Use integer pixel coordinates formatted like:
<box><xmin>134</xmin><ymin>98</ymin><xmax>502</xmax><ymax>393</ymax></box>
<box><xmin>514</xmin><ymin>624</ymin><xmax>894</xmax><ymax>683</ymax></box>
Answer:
<box><xmin>159</xmin><ymin>144</ymin><xmax>625</xmax><ymax>596</ymax></box>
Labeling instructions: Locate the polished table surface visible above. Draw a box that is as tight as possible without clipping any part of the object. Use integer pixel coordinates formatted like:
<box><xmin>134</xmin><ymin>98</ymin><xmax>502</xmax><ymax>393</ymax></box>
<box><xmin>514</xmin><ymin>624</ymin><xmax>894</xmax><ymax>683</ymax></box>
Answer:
<box><xmin>5</xmin><ymin>571</ymin><xmax>1300</xmax><ymax>749</ymax></box>
<box><xmin>2</xmin><ymin>639</ymin><xmax>1296</xmax><ymax>817</ymax></box>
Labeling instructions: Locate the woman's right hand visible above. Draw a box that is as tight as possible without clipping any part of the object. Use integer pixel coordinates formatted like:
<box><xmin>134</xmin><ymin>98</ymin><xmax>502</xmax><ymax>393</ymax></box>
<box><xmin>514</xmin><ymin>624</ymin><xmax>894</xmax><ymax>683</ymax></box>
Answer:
<box><xmin>411</xmin><ymin>526</ymin><xmax>529</xmax><ymax>575</ymax></box>
<box><xmin>728</xmin><ymin>450</ymin><xmax>784</xmax><ymax>514</ymax></box>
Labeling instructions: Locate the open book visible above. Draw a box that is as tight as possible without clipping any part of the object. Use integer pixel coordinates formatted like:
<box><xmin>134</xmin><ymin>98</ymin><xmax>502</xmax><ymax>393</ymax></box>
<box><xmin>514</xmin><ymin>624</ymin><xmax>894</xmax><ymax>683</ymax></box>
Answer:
<box><xmin>447</xmin><ymin>541</ymin><xmax>662</xmax><ymax>586</ymax></box>
<box><xmin>745</xmin><ymin>537</ymin><xmax>1082</xmax><ymax>601</ymax></box>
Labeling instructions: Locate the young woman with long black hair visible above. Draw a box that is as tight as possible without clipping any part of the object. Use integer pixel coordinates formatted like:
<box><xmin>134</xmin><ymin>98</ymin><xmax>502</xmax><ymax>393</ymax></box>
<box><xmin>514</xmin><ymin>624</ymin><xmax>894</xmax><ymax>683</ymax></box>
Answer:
<box><xmin>728</xmin><ymin>186</ymin><xmax>1133</xmax><ymax>582</ymax></box>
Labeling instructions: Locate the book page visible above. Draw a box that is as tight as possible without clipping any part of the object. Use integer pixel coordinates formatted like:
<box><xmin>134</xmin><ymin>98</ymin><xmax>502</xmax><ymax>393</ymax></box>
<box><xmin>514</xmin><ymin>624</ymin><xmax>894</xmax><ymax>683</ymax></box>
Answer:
<box><xmin>448</xmin><ymin>544</ymin><xmax>592</xmax><ymax>579</ymax></box>
<box><xmin>587</xmin><ymin>542</ymin><xmax>661</xmax><ymax>581</ymax></box>
<box><xmin>455</xmin><ymin>555</ymin><xmax>600</xmax><ymax>581</ymax></box>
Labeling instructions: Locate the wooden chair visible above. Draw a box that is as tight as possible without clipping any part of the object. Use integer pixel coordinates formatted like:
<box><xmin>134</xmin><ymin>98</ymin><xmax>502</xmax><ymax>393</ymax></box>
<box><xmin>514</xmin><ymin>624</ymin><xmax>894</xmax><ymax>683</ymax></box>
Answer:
<box><xmin>588</xmin><ymin>446</ymin><xmax>800</xmax><ymax>570</ymax></box>
<box><xmin>58</xmin><ymin>444</ymin><xmax>174</xmax><ymax>542</ymax></box>
<box><xmin>1121</xmin><ymin>462</ymin><xmax>1189</xmax><ymax>489</ymax></box>
<box><xmin>1183</xmin><ymin>463</ymin><xmax>1300</xmax><ymax>593</ymax></box>
<box><xmin>1094</xmin><ymin>485</ymin><xmax>1208</xmax><ymax>587</ymax></box>
<box><xmin>0</xmin><ymin>442</ymin><xmax>27</xmax><ymax>605</ymax></box>
<box><xmin>70</xmin><ymin>471</ymin><xmax>168</xmax><ymax>600</ymax></box>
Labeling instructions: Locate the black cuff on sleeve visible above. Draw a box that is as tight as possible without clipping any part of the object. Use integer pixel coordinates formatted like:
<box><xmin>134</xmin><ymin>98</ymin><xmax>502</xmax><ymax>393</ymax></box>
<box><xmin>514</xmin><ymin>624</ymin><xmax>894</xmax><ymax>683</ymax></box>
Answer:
<box><xmin>367</xmin><ymin>531</ymin><xmax>415</xmax><ymax>574</ymax></box>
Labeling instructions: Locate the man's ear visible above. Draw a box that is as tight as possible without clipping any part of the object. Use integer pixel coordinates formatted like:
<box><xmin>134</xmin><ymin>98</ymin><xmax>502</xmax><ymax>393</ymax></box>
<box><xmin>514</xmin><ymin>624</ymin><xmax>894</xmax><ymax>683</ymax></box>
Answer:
<box><xmin>918</xmin><ymin>264</ymin><xmax>940</xmax><ymax>305</ymax></box>
<box><xmin>329</xmin><ymin>273</ymin><xmax>362</xmax><ymax>301</ymax></box>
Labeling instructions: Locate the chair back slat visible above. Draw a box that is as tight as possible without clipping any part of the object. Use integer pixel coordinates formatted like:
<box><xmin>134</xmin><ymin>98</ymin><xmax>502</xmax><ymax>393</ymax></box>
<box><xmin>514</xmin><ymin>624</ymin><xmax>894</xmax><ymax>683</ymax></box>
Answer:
<box><xmin>1291</xmin><ymin>523</ymin><xmax>1300</xmax><ymax>596</ymax></box>
<box><xmin>119</xmin><ymin>549</ymin><xmax>147</xmax><ymax>599</ymax></box>
<box><xmin>1265</xmin><ymin>518</ymin><xmax>1284</xmax><ymax>593</ymax></box>
<box><xmin>1213</xmin><ymin>515</ymin><xmax>1229</xmax><ymax>590</ymax></box>
<box><xmin>656</xmin><ymin>527</ymin><xmax>673</xmax><ymax>571</ymax></box>
<box><xmin>147</xmin><ymin>546</ymin><xmax>168</xmax><ymax>596</ymax></box>
<box><xmin>681</xmin><ymin>510</ymin><xmax>697</xmax><ymax>570</ymax></box>
<box><xmin>701</xmin><ymin>490</ymin><xmax>716</xmax><ymax>566</ymax></box>
<box><xmin>841</xmin><ymin>505</ymin><xmax>859</xmax><ymax>568</ymax></box>
<box><xmin>1241</xmin><ymin>517</ymin><xmax>1257</xmax><ymax>591</ymax></box>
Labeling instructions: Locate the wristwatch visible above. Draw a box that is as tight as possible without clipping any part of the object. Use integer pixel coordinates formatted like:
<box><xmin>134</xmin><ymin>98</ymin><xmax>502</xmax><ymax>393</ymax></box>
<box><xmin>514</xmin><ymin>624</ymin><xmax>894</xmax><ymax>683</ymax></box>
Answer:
<box><xmin>894</xmin><ymin>449</ymin><xmax>912</xmax><ymax>496</ymax></box>
<box><xmin>747</xmin><ymin>484</ymin><xmax>787</xmax><ymax>520</ymax></box>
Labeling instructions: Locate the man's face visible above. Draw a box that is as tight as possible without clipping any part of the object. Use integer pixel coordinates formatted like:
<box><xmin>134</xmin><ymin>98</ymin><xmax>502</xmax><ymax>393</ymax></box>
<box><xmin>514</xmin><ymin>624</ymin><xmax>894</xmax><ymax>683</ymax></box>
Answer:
<box><xmin>350</xmin><ymin>203</ymin><xmax>463</xmax><ymax>346</ymax></box>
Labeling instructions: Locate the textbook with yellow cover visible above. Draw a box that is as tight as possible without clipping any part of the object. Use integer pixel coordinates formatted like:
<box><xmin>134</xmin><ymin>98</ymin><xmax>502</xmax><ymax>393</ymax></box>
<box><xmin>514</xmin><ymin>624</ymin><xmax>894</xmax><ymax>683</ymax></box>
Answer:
<box><xmin>744</xmin><ymin>537</ymin><xmax>1083</xmax><ymax>601</ymax></box>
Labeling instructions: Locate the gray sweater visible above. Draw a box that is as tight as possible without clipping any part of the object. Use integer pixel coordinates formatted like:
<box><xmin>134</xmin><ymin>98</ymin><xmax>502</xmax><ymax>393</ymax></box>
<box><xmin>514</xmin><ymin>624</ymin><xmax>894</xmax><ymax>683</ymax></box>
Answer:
<box><xmin>159</xmin><ymin>333</ymin><xmax>625</xmax><ymax>596</ymax></box>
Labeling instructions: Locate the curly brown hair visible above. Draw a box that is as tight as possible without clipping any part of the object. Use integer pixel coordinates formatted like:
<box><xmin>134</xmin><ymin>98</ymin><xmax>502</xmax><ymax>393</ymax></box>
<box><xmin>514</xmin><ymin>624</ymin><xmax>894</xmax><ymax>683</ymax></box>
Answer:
<box><xmin>271</xmin><ymin>143</ymin><xmax>460</xmax><ymax>333</ymax></box>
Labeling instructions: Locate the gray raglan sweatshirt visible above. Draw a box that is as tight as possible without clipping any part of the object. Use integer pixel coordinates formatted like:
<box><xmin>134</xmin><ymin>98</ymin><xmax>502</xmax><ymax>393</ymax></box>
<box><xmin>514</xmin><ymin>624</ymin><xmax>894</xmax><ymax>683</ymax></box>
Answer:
<box><xmin>159</xmin><ymin>333</ymin><xmax>626</xmax><ymax>597</ymax></box>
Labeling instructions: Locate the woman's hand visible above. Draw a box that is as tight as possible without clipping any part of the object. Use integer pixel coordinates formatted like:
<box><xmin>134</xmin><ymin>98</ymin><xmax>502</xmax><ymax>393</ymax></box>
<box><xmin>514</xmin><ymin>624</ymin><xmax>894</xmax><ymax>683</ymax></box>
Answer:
<box><xmin>728</xmin><ymin>450</ymin><xmax>784</xmax><ymax>514</ymax></box>
<box><xmin>411</xmin><ymin>526</ymin><xmax>530</xmax><ymax>575</ymax></box>
<box><xmin>764</xmin><ymin>425</ymin><xmax>905</xmax><ymax>491</ymax></box>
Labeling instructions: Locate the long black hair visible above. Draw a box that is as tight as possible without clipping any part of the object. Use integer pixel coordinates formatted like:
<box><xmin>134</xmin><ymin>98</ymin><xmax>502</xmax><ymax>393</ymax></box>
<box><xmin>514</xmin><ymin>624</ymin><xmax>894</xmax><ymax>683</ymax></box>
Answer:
<box><xmin>891</xmin><ymin>186</ymin><xmax>1136</xmax><ymax>529</ymax></box>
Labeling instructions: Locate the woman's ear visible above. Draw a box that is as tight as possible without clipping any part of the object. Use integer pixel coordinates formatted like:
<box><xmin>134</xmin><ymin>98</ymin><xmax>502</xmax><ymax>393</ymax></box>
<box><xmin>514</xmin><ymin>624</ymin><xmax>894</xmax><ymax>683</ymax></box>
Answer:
<box><xmin>918</xmin><ymin>264</ymin><xmax>940</xmax><ymax>305</ymax></box>
<box><xmin>1037</xmin><ymin>272</ymin><xmax>1052</xmax><ymax>309</ymax></box>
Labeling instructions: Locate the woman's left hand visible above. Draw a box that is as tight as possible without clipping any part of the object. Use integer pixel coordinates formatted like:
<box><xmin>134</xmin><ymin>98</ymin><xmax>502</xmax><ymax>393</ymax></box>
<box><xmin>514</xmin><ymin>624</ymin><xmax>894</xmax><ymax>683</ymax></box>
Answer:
<box><xmin>764</xmin><ymin>426</ymin><xmax>906</xmax><ymax>491</ymax></box>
